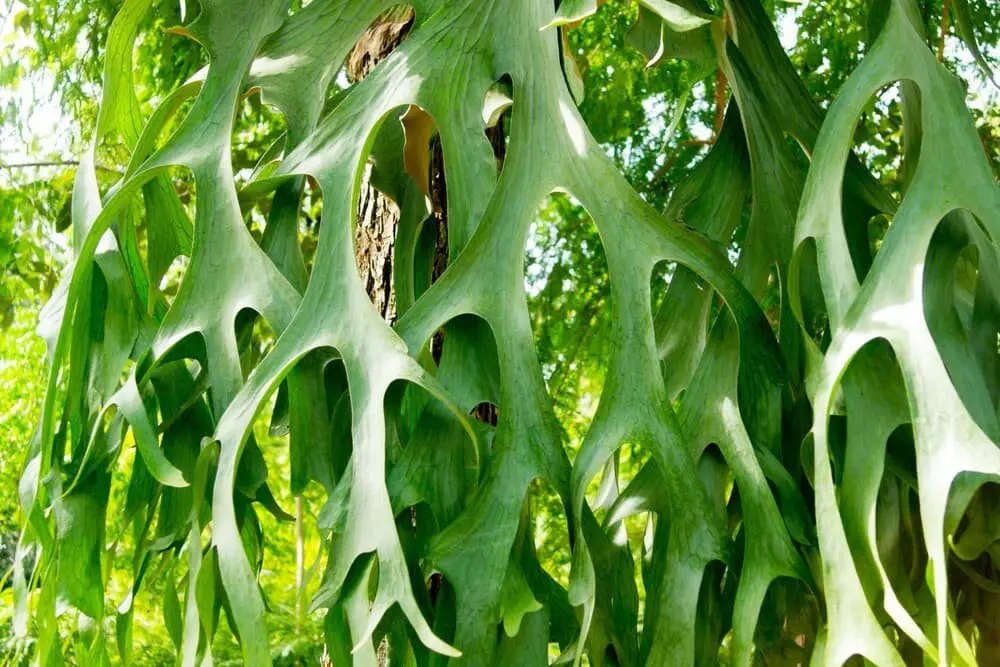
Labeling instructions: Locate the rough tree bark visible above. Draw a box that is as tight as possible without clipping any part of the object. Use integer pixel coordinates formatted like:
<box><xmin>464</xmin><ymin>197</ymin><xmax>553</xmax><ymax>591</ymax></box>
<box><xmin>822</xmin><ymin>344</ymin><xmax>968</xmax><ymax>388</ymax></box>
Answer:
<box><xmin>348</xmin><ymin>6</ymin><xmax>415</xmax><ymax>323</ymax></box>
<box><xmin>319</xmin><ymin>8</ymin><xmax>506</xmax><ymax>663</ymax></box>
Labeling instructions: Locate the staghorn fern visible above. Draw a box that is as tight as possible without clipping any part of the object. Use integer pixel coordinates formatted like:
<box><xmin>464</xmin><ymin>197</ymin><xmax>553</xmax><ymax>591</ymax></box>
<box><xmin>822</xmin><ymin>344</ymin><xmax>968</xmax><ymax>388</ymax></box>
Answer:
<box><xmin>12</xmin><ymin>0</ymin><xmax>1000</xmax><ymax>664</ymax></box>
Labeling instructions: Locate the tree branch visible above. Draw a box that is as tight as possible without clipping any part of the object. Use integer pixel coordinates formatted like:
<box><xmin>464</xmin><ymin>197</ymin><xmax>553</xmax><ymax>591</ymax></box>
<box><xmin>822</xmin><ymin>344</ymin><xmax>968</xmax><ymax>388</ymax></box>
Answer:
<box><xmin>652</xmin><ymin>138</ymin><xmax>714</xmax><ymax>184</ymax></box>
<box><xmin>0</xmin><ymin>160</ymin><xmax>120</xmax><ymax>174</ymax></box>
<box><xmin>937</xmin><ymin>0</ymin><xmax>951</xmax><ymax>62</ymax></box>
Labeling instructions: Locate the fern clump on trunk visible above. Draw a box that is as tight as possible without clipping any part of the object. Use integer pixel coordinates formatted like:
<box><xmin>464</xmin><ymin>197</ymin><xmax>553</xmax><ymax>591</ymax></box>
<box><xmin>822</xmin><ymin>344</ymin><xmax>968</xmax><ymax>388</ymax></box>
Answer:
<box><xmin>12</xmin><ymin>0</ymin><xmax>1000</xmax><ymax>665</ymax></box>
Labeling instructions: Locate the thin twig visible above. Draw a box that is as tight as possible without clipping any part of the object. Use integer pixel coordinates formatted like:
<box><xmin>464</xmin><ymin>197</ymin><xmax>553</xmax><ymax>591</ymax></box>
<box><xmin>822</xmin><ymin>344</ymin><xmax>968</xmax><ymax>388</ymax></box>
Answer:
<box><xmin>295</xmin><ymin>495</ymin><xmax>304</xmax><ymax>636</ymax></box>
<box><xmin>937</xmin><ymin>0</ymin><xmax>951</xmax><ymax>62</ymax></box>
<box><xmin>0</xmin><ymin>160</ymin><xmax>77</xmax><ymax>169</ymax></box>
<box><xmin>652</xmin><ymin>138</ymin><xmax>715</xmax><ymax>184</ymax></box>
<box><xmin>653</xmin><ymin>14</ymin><xmax>728</xmax><ymax>189</ymax></box>
<box><xmin>713</xmin><ymin>67</ymin><xmax>728</xmax><ymax>138</ymax></box>
<box><xmin>0</xmin><ymin>160</ymin><xmax>120</xmax><ymax>174</ymax></box>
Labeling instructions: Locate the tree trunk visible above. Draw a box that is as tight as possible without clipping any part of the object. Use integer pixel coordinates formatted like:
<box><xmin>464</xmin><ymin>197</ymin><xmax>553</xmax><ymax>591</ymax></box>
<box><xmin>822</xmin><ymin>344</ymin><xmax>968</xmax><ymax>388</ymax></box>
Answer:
<box><xmin>355</xmin><ymin>174</ymin><xmax>401</xmax><ymax>322</ymax></box>
<box><xmin>331</xmin><ymin>9</ymin><xmax>507</xmax><ymax>664</ymax></box>
<box><xmin>348</xmin><ymin>7</ymin><xmax>414</xmax><ymax>324</ymax></box>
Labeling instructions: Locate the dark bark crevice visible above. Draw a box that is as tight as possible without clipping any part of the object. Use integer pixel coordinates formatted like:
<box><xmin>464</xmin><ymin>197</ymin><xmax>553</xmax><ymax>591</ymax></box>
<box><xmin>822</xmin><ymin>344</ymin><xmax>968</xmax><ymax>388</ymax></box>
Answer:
<box><xmin>348</xmin><ymin>6</ymin><xmax>415</xmax><ymax>326</ymax></box>
<box><xmin>355</xmin><ymin>170</ymin><xmax>400</xmax><ymax>323</ymax></box>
